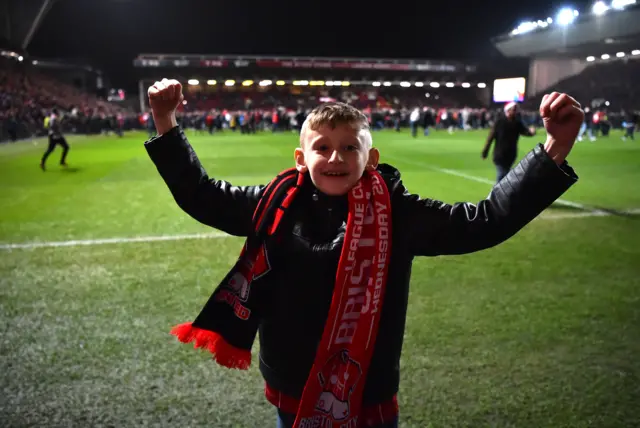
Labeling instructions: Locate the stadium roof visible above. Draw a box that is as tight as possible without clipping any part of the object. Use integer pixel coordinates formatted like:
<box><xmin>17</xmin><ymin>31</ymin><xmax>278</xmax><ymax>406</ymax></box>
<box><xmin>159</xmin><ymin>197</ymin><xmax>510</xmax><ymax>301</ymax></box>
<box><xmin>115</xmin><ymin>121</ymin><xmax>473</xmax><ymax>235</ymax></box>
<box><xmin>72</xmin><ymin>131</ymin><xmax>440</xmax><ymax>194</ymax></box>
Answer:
<box><xmin>2</xmin><ymin>0</ymin><xmax>57</xmax><ymax>52</ymax></box>
<box><xmin>492</xmin><ymin>3</ymin><xmax>640</xmax><ymax>58</ymax></box>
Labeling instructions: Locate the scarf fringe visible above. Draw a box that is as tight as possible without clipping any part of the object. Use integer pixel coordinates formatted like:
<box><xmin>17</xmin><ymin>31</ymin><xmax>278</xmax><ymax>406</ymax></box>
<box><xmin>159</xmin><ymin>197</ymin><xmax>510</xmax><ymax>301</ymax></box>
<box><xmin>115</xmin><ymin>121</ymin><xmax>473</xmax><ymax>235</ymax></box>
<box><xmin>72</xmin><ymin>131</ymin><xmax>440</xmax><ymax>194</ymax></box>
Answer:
<box><xmin>170</xmin><ymin>322</ymin><xmax>251</xmax><ymax>370</ymax></box>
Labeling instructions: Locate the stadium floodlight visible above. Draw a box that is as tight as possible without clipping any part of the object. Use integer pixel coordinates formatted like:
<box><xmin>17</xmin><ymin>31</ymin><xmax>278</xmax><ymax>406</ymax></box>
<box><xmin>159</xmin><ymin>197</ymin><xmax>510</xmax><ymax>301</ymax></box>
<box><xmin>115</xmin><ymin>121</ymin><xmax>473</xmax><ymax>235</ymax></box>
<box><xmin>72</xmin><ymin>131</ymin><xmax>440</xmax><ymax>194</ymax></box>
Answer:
<box><xmin>478</xmin><ymin>82</ymin><xmax>487</xmax><ymax>88</ymax></box>
<box><xmin>424</xmin><ymin>93</ymin><xmax>431</xmax><ymax>98</ymax></box>
<box><xmin>372</xmin><ymin>82</ymin><xmax>381</xmax><ymax>87</ymax></box>
<box><xmin>188</xmin><ymin>79</ymin><xmax>199</xmax><ymax>85</ymax></box>
<box><xmin>547</xmin><ymin>17</ymin><xmax>553</xmax><ymax>23</ymax></box>
<box><xmin>332</xmin><ymin>81</ymin><xmax>342</xmax><ymax>86</ymax></box>
<box><xmin>612</xmin><ymin>0</ymin><xmax>636</xmax><ymax>9</ymax></box>
<box><xmin>400</xmin><ymin>81</ymin><xmax>411</xmax><ymax>87</ymax></box>
<box><xmin>341</xmin><ymin>81</ymin><xmax>350</xmax><ymax>86</ymax></box>
<box><xmin>605</xmin><ymin>101</ymin><xmax>610</xmax><ymax>106</ymax></box>
<box><xmin>462</xmin><ymin>82</ymin><xmax>471</xmax><ymax>88</ymax></box>
<box><xmin>207</xmin><ymin>80</ymin><xmax>217</xmax><ymax>85</ymax></box>
<box><xmin>586</xmin><ymin>55</ymin><xmax>596</xmax><ymax>61</ymax></box>
<box><xmin>516</xmin><ymin>21</ymin><xmax>538</xmax><ymax>34</ymax></box>
<box><xmin>383</xmin><ymin>81</ymin><xmax>392</xmax><ymax>87</ymax></box>
<box><xmin>18</xmin><ymin>55</ymin><xmax>23</xmax><ymax>62</ymax></box>
<box><xmin>601</xmin><ymin>53</ymin><xmax>610</xmax><ymax>59</ymax></box>
<box><xmin>557</xmin><ymin>8</ymin><xmax>577</xmax><ymax>26</ymax></box>
<box><xmin>224</xmin><ymin>80</ymin><xmax>235</xmax><ymax>86</ymax></box>
<box><xmin>616</xmin><ymin>52</ymin><xmax>625</xmax><ymax>57</ymax></box>
<box><xmin>445</xmin><ymin>82</ymin><xmax>454</xmax><ymax>88</ymax></box>
<box><xmin>242</xmin><ymin>80</ymin><xmax>253</xmax><ymax>86</ymax></box>
<box><xmin>414</xmin><ymin>82</ymin><xmax>424</xmax><ymax>87</ymax></box>
<box><xmin>592</xmin><ymin>1</ymin><xmax>609</xmax><ymax>15</ymax></box>
<box><xmin>276</xmin><ymin>80</ymin><xmax>285</xmax><ymax>86</ymax></box>
<box><xmin>632</xmin><ymin>49</ymin><xmax>640</xmax><ymax>55</ymax></box>
<box><xmin>430</xmin><ymin>82</ymin><xmax>440</xmax><ymax>88</ymax></box>
<box><xmin>259</xmin><ymin>80</ymin><xmax>272</xmax><ymax>86</ymax></box>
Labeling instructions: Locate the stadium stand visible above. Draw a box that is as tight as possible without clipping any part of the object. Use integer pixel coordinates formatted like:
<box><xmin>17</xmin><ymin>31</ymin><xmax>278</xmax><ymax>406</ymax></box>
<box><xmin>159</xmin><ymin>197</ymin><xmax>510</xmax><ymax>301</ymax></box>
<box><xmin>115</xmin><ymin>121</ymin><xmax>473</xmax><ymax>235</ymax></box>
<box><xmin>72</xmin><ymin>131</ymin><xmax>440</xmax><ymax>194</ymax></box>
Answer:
<box><xmin>523</xmin><ymin>59</ymin><xmax>640</xmax><ymax>111</ymax></box>
<box><xmin>0</xmin><ymin>57</ymin><xmax>137</xmax><ymax>141</ymax></box>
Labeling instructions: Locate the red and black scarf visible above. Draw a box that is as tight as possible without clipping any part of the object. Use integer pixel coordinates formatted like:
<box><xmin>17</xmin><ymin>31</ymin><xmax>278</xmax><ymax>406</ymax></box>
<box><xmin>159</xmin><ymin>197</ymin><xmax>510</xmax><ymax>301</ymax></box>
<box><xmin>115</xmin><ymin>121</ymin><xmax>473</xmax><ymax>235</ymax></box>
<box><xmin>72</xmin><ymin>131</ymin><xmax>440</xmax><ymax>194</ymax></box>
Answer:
<box><xmin>171</xmin><ymin>168</ymin><xmax>392</xmax><ymax>428</ymax></box>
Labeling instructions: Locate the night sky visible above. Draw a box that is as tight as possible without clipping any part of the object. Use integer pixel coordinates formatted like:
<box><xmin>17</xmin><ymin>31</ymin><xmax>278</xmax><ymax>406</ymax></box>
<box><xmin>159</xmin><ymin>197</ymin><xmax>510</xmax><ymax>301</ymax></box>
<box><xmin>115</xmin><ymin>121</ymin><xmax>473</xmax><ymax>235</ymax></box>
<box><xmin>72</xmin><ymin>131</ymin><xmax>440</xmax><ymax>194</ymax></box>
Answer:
<box><xmin>27</xmin><ymin>0</ymin><xmax>594</xmax><ymax>88</ymax></box>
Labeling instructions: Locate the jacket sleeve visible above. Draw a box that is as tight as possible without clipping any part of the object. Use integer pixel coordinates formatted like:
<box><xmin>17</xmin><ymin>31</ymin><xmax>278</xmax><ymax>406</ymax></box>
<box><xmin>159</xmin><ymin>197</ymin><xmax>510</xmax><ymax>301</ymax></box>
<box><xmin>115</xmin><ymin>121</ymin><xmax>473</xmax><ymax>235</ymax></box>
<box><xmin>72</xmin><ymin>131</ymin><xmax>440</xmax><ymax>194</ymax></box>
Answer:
<box><xmin>399</xmin><ymin>143</ymin><xmax>578</xmax><ymax>256</ymax></box>
<box><xmin>144</xmin><ymin>126</ymin><xmax>264</xmax><ymax>236</ymax></box>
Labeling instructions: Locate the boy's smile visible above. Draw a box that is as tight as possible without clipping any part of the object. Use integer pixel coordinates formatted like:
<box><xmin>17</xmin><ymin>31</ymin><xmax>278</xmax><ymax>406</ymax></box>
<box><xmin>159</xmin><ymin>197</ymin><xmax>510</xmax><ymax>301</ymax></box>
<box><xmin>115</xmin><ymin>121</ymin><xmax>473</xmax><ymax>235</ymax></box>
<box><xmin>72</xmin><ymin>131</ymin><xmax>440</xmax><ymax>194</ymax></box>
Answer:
<box><xmin>295</xmin><ymin>123</ymin><xmax>379</xmax><ymax>196</ymax></box>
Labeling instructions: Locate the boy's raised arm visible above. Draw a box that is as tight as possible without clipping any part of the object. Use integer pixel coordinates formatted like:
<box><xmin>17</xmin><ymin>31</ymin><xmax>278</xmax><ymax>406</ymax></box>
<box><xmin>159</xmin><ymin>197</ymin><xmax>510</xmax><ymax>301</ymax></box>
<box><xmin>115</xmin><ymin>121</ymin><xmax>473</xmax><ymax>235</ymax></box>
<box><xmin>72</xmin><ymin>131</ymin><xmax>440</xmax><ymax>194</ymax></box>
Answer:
<box><xmin>402</xmin><ymin>144</ymin><xmax>577</xmax><ymax>256</ymax></box>
<box><xmin>402</xmin><ymin>92</ymin><xmax>583</xmax><ymax>256</ymax></box>
<box><xmin>144</xmin><ymin>79</ymin><xmax>263</xmax><ymax>236</ymax></box>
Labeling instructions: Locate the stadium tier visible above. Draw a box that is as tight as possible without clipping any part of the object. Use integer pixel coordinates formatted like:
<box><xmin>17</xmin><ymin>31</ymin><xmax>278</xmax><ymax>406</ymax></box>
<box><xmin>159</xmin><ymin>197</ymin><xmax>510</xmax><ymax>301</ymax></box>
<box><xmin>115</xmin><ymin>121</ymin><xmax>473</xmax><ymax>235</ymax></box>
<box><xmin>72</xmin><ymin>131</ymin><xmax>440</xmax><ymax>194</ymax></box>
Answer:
<box><xmin>132</xmin><ymin>54</ymin><xmax>507</xmax><ymax>112</ymax></box>
<box><xmin>523</xmin><ymin>59</ymin><xmax>640</xmax><ymax>111</ymax></box>
<box><xmin>0</xmin><ymin>55</ymin><xmax>139</xmax><ymax>141</ymax></box>
<box><xmin>492</xmin><ymin>0</ymin><xmax>640</xmax><ymax>105</ymax></box>
<box><xmin>2</xmin><ymin>33</ymin><xmax>638</xmax><ymax>144</ymax></box>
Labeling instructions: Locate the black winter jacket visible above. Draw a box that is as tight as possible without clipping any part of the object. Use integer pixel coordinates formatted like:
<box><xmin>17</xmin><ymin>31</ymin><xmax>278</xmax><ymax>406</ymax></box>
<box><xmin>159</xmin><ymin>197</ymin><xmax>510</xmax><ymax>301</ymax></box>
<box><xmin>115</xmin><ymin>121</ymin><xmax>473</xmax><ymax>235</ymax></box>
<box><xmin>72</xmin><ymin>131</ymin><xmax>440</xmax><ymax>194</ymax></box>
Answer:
<box><xmin>145</xmin><ymin>126</ymin><xmax>578</xmax><ymax>405</ymax></box>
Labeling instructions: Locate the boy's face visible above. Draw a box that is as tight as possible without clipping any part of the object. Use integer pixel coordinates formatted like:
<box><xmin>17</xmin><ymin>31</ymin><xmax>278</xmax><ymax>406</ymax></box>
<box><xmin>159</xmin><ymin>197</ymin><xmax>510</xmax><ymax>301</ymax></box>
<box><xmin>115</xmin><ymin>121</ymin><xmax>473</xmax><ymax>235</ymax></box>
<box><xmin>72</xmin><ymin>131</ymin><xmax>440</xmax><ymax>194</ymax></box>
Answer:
<box><xmin>295</xmin><ymin>123</ymin><xmax>379</xmax><ymax>196</ymax></box>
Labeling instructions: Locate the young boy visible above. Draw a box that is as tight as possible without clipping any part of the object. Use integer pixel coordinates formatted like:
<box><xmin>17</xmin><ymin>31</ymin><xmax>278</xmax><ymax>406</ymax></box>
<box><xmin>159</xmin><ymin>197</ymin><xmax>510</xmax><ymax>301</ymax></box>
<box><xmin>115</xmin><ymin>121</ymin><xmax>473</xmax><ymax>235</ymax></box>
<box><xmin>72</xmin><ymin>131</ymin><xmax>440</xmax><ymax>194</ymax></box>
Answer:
<box><xmin>145</xmin><ymin>79</ymin><xmax>582</xmax><ymax>428</ymax></box>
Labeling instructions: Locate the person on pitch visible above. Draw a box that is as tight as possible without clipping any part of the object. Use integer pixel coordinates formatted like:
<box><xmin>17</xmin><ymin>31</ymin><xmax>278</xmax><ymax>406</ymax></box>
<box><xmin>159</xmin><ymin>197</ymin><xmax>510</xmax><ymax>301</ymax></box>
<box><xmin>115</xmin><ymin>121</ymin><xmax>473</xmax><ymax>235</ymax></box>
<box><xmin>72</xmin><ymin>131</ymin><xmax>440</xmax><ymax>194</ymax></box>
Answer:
<box><xmin>40</xmin><ymin>108</ymin><xmax>70</xmax><ymax>171</ymax></box>
<box><xmin>144</xmin><ymin>78</ymin><xmax>582</xmax><ymax>428</ymax></box>
<box><xmin>482</xmin><ymin>101</ymin><xmax>537</xmax><ymax>183</ymax></box>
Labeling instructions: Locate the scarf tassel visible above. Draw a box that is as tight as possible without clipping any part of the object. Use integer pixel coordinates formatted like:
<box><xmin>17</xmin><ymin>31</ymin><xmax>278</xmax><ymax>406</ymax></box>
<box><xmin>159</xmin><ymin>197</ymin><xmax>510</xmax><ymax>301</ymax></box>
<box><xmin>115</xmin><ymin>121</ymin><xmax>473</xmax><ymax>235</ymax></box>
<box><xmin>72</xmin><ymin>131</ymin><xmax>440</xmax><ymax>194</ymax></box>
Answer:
<box><xmin>170</xmin><ymin>322</ymin><xmax>251</xmax><ymax>370</ymax></box>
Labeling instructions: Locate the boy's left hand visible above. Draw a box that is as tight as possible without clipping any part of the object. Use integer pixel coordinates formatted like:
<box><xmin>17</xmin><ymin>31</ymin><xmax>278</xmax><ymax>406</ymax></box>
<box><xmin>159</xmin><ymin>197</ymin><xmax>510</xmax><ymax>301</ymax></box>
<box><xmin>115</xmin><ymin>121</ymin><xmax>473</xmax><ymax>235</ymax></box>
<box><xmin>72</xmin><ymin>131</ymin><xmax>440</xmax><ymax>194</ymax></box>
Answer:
<box><xmin>540</xmin><ymin>92</ymin><xmax>584</xmax><ymax>165</ymax></box>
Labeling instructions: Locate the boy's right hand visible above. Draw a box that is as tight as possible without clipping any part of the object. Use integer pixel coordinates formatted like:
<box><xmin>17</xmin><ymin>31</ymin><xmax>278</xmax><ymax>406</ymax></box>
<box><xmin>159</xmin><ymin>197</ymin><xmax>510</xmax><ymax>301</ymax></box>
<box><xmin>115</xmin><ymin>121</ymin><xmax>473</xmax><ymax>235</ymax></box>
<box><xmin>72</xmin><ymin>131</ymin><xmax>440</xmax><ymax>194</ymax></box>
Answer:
<box><xmin>148</xmin><ymin>78</ymin><xmax>183</xmax><ymax>135</ymax></box>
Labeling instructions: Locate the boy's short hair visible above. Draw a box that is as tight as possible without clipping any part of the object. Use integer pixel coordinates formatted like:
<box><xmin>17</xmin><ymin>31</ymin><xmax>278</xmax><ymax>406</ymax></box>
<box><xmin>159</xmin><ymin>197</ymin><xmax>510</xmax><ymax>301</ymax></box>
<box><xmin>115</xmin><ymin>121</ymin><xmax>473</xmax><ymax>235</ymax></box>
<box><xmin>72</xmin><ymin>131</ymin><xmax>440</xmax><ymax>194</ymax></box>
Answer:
<box><xmin>300</xmin><ymin>102</ymin><xmax>372</xmax><ymax>148</ymax></box>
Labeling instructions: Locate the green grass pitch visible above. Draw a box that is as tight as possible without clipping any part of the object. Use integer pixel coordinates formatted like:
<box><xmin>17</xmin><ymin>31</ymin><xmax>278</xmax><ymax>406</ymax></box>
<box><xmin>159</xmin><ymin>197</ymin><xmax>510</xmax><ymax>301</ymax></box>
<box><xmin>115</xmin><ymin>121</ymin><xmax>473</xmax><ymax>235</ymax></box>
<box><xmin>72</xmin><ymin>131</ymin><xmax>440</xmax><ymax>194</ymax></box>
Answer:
<box><xmin>1</xmin><ymin>129</ymin><xmax>639</xmax><ymax>427</ymax></box>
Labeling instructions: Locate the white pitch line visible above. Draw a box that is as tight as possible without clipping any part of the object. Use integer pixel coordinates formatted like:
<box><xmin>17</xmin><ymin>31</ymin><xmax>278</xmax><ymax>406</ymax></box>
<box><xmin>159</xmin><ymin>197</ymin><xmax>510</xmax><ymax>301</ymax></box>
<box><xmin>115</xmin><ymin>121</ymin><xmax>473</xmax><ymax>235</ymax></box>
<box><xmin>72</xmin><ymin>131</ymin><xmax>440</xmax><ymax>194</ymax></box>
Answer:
<box><xmin>0</xmin><ymin>232</ymin><xmax>231</xmax><ymax>250</ymax></box>
<box><xmin>541</xmin><ymin>208</ymin><xmax>640</xmax><ymax>220</ymax></box>
<box><xmin>431</xmin><ymin>165</ymin><xmax>593</xmax><ymax>211</ymax></box>
<box><xmin>385</xmin><ymin>154</ymin><xmax>595</xmax><ymax>212</ymax></box>
<box><xmin>3</xmin><ymin>208</ymin><xmax>639</xmax><ymax>251</ymax></box>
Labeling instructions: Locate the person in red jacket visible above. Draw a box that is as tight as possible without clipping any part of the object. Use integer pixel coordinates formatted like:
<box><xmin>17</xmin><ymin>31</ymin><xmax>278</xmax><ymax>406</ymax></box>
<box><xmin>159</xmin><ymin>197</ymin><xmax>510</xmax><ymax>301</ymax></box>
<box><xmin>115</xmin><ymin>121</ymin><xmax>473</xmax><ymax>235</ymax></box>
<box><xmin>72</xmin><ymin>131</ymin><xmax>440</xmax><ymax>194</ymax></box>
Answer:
<box><xmin>145</xmin><ymin>78</ymin><xmax>583</xmax><ymax>428</ymax></box>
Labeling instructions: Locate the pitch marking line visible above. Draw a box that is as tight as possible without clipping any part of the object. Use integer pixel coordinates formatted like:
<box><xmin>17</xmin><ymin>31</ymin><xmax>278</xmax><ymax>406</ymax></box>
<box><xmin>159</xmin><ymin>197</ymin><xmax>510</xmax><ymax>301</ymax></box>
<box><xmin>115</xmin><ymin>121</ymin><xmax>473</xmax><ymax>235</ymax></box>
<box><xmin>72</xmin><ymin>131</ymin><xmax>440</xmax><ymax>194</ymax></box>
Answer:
<box><xmin>0</xmin><ymin>232</ymin><xmax>230</xmax><ymax>250</ymax></box>
<box><xmin>2</xmin><ymin>208</ymin><xmax>639</xmax><ymax>251</ymax></box>
<box><xmin>383</xmin><ymin>153</ymin><xmax>594</xmax><ymax>212</ymax></box>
